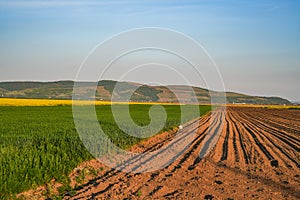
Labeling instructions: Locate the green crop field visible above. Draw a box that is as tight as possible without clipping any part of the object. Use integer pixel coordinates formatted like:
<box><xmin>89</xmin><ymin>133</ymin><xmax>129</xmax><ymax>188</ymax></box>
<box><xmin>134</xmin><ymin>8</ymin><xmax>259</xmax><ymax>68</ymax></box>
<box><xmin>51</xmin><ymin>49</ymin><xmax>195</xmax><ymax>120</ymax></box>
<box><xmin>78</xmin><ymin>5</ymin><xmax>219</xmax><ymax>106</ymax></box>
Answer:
<box><xmin>0</xmin><ymin>104</ymin><xmax>211</xmax><ymax>199</ymax></box>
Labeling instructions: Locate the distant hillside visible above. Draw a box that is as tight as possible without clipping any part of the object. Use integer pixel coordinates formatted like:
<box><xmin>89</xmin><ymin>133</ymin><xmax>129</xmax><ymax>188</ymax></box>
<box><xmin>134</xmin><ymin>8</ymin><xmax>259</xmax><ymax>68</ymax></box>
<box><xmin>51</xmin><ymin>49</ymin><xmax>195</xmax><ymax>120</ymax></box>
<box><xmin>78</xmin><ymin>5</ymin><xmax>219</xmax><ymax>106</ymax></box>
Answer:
<box><xmin>291</xmin><ymin>101</ymin><xmax>300</xmax><ymax>105</ymax></box>
<box><xmin>0</xmin><ymin>80</ymin><xmax>291</xmax><ymax>105</ymax></box>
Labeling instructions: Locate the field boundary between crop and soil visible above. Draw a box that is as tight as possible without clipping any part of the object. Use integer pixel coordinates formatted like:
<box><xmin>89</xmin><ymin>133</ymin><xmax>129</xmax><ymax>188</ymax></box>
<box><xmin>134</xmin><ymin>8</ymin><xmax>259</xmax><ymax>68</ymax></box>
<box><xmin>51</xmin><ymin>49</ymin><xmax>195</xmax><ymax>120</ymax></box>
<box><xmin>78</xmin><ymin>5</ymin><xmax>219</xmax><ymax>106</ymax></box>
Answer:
<box><xmin>16</xmin><ymin>110</ymin><xmax>213</xmax><ymax>199</ymax></box>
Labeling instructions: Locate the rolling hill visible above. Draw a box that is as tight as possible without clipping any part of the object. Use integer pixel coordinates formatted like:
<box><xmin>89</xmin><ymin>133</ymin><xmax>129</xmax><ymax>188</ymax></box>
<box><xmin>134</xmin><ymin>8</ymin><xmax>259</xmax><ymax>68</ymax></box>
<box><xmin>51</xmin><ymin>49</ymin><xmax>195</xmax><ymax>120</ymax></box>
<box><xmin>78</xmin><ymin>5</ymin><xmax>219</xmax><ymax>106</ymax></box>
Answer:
<box><xmin>0</xmin><ymin>80</ymin><xmax>291</xmax><ymax>104</ymax></box>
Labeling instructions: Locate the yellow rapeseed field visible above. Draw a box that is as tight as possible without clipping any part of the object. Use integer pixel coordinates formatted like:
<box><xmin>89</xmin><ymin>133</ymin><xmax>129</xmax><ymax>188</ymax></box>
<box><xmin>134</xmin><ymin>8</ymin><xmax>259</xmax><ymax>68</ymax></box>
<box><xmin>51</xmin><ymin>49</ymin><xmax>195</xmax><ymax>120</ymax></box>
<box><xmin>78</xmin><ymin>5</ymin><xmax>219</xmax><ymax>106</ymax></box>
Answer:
<box><xmin>264</xmin><ymin>105</ymin><xmax>300</xmax><ymax>109</ymax></box>
<box><xmin>1</xmin><ymin>98</ymin><xmax>298</xmax><ymax>108</ymax></box>
<box><xmin>0</xmin><ymin>98</ymin><xmax>181</xmax><ymax>106</ymax></box>
<box><xmin>0</xmin><ymin>98</ymin><xmax>110</xmax><ymax>106</ymax></box>
<box><xmin>227</xmin><ymin>104</ymin><xmax>300</xmax><ymax>109</ymax></box>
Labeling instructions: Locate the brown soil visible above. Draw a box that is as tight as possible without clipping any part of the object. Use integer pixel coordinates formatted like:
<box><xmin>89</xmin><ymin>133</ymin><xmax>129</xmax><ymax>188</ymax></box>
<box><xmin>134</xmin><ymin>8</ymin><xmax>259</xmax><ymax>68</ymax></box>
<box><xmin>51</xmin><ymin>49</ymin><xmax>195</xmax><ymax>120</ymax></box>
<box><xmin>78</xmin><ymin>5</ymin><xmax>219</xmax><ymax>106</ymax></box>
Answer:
<box><xmin>19</xmin><ymin>107</ymin><xmax>300</xmax><ymax>199</ymax></box>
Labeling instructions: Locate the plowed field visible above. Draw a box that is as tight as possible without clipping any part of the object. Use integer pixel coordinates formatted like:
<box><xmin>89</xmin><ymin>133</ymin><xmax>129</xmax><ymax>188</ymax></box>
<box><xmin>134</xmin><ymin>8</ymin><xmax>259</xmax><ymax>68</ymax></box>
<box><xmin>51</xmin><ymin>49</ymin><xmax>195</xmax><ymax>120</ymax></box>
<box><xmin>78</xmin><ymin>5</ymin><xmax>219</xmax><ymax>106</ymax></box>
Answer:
<box><xmin>20</xmin><ymin>106</ymin><xmax>300</xmax><ymax>199</ymax></box>
<box><xmin>60</xmin><ymin>106</ymin><xmax>299</xmax><ymax>200</ymax></box>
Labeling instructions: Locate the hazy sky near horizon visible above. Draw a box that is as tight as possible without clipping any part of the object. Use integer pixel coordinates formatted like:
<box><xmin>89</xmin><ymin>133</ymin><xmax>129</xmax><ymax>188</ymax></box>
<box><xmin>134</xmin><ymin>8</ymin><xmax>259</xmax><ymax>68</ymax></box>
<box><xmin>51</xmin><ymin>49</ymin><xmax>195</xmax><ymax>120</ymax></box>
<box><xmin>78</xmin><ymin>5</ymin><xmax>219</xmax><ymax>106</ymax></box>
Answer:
<box><xmin>0</xmin><ymin>0</ymin><xmax>299</xmax><ymax>100</ymax></box>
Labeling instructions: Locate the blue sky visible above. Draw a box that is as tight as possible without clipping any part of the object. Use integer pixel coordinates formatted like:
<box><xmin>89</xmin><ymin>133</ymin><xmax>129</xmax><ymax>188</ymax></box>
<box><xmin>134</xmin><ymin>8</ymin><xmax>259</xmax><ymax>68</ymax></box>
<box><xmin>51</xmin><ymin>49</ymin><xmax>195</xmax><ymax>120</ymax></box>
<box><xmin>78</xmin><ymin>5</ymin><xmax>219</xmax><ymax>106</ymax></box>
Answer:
<box><xmin>0</xmin><ymin>0</ymin><xmax>299</xmax><ymax>100</ymax></box>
